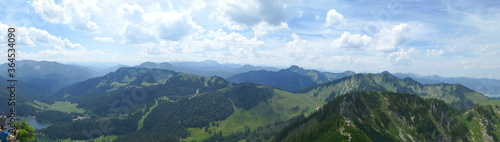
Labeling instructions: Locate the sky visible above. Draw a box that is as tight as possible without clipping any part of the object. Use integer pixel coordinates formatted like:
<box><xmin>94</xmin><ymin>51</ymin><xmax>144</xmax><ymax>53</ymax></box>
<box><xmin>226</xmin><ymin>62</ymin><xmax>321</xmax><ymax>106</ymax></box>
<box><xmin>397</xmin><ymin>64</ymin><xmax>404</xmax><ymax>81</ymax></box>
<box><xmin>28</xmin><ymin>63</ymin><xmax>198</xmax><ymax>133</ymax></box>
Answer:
<box><xmin>0</xmin><ymin>0</ymin><xmax>499</xmax><ymax>79</ymax></box>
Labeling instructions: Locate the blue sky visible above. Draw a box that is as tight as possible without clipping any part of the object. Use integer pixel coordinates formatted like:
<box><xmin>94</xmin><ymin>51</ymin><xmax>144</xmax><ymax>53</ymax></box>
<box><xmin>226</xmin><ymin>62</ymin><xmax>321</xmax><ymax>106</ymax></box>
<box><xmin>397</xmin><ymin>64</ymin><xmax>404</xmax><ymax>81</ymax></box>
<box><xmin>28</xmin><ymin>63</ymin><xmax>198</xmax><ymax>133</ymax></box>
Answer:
<box><xmin>0</xmin><ymin>0</ymin><xmax>499</xmax><ymax>79</ymax></box>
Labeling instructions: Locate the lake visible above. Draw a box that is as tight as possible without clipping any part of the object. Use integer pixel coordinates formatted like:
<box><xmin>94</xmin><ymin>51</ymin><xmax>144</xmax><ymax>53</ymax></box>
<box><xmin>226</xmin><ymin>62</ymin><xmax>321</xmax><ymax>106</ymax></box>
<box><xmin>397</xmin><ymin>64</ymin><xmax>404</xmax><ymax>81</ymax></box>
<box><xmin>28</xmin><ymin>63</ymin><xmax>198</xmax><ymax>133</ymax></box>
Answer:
<box><xmin>22</xmin><ymin>118</ymin><xmax>51</xmax><ymax>130</ymax></box>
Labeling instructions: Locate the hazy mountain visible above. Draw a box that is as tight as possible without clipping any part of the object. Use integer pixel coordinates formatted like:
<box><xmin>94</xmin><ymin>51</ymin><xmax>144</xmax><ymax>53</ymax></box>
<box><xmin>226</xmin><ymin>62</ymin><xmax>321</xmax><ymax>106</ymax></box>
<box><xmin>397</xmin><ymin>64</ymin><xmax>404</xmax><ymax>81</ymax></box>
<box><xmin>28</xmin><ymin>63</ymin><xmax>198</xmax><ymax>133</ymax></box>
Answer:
<box><xmin>394</xmin><ymin>73</ymin><xmax>500</xmax><ymax>97</ymax></box>
<box><xmin>227</xmin><ymin>65</ymin><xmax>355</xmax><ymax>91</ymax></box>
<box><xmin>136</xmin><ymin>60</ymin><xmax>280</xmax><ymax>78</ymax></box>
<box><xmin>0</xmin><ymin>60</ymin><xmax>96</xmax><ymax>97</ymax></box>
<box><xmin>274</xmin><ymin>91</ymin><xmax>499</xmax><ymax>141</ymax></box>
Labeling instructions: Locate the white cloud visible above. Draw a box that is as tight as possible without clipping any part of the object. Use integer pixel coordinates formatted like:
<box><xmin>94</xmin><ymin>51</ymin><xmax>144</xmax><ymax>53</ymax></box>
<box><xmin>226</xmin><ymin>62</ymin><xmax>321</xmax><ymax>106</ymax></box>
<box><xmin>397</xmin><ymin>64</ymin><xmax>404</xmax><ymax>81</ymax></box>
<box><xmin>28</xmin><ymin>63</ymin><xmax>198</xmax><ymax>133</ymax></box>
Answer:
<box><xmin>388</xmin><ymin>48</ymin><xmax>418</xmax><ymax>64</ymax></box>
<box><xmin>146</xmin><ymin>12</ymin><xmax>203</xmax><ymax>41</ymax></box>
<box><xmin>477</xmin><ymin>44</ymin><xmax>500</xmax><ymax>56</ymax></box>
<box><xmin>117</xmin><ymin>3</ymin><xmax>144</xmax><ymax>23</ymax></box>
<box><xmin>375</xmin><ymin>23</ymin><xmax>411</xmax><ymax>52</ymax></box>
<box><xmin>203</xmin><ymin>29</ymin><xmax>263</xmax><ymax>51</ymax></box>
<box><xmin>31</xmin><ymin>0</ymin><xmax>101</xmax><ymax>32</ymax></box>
<box><xmin>333</xmin><ymin>31</ymin><xmax>372</xmax><ymax>50</ymax></box>
<box><xmin>0</xmin><ymin>23</ymin><xmax>81</xmax><ymax>49</ymax></box>
<box><xmin>425</xmin><ymin>49</ymin><xmax>445</xmax><ymax>56</ymax></box>
<box><xmin>93</xmin><ymin>37</ymin><xmax>115</xmax><ymax>42</ymax></box>
<box><xmin>0</xmin><ymin>23</ymin><xmax>115</xmax><ymax>62</ymax></box>
<box><xmin>325</xmin><ymin>9</ymin><xmax>345</xmax><ymax>28</ymax></box>
<box><xmin>286</xmin><ymin>33</ymin><xmax>321</xmax><ymax>60</ymax></box>
<box><xmin>211</xmin><ymin>0</ymin><xmax>290</xmax><ymax>38</ymax></box>
<box><xmin>117</xmin><ymin>3</ymin><xmax>203</xmax><ymax>43</ymax></box>
<box><xmin>212</xmin><ymin>0</ymin><xmax>289</xmax><ymax>30</ymax></box>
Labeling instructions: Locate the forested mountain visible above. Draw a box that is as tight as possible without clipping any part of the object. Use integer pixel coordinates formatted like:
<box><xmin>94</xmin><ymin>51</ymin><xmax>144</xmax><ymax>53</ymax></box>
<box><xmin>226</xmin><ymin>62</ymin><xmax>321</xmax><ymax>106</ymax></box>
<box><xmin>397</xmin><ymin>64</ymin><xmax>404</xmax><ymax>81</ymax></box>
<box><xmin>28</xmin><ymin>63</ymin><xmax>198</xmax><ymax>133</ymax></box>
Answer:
<box><xmin>0</xmin><ymin>60</ymin><xmax>96</xmax><ymax>97</ymax></box>
<box><xmin>298</xmin><ymin>71</ymin><xmax>494</xmax><ymax>111</ymax></box>
<box><xmin>394</xmin><ymin>73</ymin><xmax>500</xmax><ymax>97</ymax></box>
<box><xmin>273</xmin><ymin>92</ymin><xmax>500</xmax><ymax>141</ymax></box>
<box><xmin>0</xmin><ymin>78</ymin><xmax>37</xmax><ymax>116</ymax></box>
<box><xmin>227</xmin><ymin>65</ymin><xmax>355</xmax><ymax>91</ymax></box>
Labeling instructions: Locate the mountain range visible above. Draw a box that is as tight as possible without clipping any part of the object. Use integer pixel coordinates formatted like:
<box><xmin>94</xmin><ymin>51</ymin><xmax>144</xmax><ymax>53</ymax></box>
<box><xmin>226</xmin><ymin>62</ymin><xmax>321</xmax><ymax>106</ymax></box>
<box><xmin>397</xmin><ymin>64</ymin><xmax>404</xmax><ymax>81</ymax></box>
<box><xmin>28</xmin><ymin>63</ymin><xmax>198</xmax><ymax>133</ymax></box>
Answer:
<box><xmin>135</xmin><ymin>60</ymin><xmax>280</xmax><ymax>78</ymax></box>
<box><xmin>33</xmin><ymin>66</ymin><xmax>499</xmax><ymax>141</ymax></box>
<box><xmin>1</xmin><ymin>60</ymin><xmax>499</xmax><ymax>141</ymax></box>
<box><xmin>227</xmin><ymin>65</ymin><xmax>355</xmax><ymax>91</ymax></box>
<box><xmin>394</xmin><ymin>73</ymin><xmax>500</xmax><ymax>97</ymax></box>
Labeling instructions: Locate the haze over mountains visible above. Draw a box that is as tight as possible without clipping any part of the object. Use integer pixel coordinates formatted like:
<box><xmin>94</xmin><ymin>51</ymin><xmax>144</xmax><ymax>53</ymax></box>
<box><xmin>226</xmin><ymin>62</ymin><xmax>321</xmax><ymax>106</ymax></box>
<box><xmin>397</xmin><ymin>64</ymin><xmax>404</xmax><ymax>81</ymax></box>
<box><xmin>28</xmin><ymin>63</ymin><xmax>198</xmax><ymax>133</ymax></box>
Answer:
<box><xmin>1</xmin><ymin>60</ymin><xmax>499</xmax><ymax>141</ymax></box>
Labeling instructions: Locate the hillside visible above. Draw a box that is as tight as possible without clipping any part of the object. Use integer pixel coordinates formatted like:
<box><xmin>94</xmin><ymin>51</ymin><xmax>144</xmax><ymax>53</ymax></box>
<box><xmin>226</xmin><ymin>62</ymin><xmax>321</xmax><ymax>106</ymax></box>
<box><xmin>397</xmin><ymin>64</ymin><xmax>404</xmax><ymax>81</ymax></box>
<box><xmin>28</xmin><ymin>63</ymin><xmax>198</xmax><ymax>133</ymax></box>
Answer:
<box><xmin>299</xmin><ymin>71</ymin><xmax>495</xmax><ymax>111</ymax></box>
<box><xmin>394</xmin><ymin>73</ymin><xmax>500</xmax><ymax>97</ymax></box>
<box><xmin>273</xmin><ymin>92</ymin><xmax>500</xmax><ymax>141</ymax></box>
<box><xmin>0</xmin><ymin>60</ymin><xmax>96</xmax><ymax>98</ymax></box>
<box><xmin>227</xmin><ymin>65</ymin><xmax>355</xmax><ymax>91</ymax></box>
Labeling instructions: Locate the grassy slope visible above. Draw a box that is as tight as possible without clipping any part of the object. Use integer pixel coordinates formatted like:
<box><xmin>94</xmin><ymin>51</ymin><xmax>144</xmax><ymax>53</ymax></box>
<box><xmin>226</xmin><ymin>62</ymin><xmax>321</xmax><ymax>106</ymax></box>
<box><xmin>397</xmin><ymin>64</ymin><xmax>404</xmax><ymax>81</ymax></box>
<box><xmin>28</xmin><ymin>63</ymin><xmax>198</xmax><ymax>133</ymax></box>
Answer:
<box><xmin>184</xmin><ymin>88</ymin><xmax>322</xmax><ymax>141</ymax></box>
<box><xmin>27</xmin><ymin>100</ymin><xmax>85</xmax><ymax>113</ymax></box>
<box><xmin>137</xmin><ymin>100</ymin><xmax>159</xmax><ymax>131</ymax></box>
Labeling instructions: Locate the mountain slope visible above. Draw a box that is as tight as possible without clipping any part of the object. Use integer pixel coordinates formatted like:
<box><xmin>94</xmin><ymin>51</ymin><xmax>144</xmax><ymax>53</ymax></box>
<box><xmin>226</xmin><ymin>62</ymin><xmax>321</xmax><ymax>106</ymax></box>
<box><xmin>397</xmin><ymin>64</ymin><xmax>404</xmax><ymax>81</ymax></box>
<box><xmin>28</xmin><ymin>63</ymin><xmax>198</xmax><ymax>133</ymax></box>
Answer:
<box><xmin>0</xmin><ymin>60</ymin><xmax>96</xmax><ymax>98</ymax></box>
<box><xmin>273</xmin><ymin>92</ymin><xmax>494</xmax><ymax>142</ymax></box>
<box><xmin>394</xmin><ymin>73</ymin><xmax>500</xmax><ymax>97</ymax></box>
<box><xmin>227</xmin><ymin>65</ymin><xmax>355</xmax><ymax>91</ymax></box>
<box><xmin>299</xmin><ymin>72</ymin><xmax>494</xmax><ymax>111</ymax></box>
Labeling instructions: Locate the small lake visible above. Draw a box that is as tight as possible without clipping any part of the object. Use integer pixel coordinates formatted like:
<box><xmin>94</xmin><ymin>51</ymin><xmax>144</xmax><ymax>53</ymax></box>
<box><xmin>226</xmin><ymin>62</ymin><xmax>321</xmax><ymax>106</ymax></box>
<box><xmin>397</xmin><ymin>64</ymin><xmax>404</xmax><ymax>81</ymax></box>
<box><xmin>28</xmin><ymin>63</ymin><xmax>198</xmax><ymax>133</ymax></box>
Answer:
<box><xmin>22</xmin><ymin>118</ymin><xmax>51</xmax><ymax>130</ymax></box>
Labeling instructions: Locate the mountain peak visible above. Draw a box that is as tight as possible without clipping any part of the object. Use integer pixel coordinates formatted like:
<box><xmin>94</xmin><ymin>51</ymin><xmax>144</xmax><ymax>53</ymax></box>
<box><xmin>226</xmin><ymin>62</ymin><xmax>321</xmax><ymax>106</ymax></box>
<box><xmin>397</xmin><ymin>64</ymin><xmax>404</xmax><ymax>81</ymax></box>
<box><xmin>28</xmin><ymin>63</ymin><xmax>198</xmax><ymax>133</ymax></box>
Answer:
<box><xmin>288</xmin><ymin>65</ymin><xmax>303</xmax><ymax>71</ymax></box>
<box><xmin>200</xmin><ymin>60</ymin><xmax>219</xmax><ymax>65</ymax></box>
<box><xmin>382</xmin><ymin>70</ymin><xmax>391</xmax><ymax>75</ymax></box>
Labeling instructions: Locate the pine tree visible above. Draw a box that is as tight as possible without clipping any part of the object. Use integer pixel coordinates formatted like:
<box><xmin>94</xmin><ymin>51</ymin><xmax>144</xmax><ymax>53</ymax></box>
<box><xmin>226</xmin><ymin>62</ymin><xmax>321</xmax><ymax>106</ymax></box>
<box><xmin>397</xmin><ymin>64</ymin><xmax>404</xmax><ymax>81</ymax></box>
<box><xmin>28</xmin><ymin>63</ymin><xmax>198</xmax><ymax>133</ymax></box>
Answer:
<box><xmin>16</xmin><ymin>120</ymin><xmax>36</xmax><ymax>141</ymax></box>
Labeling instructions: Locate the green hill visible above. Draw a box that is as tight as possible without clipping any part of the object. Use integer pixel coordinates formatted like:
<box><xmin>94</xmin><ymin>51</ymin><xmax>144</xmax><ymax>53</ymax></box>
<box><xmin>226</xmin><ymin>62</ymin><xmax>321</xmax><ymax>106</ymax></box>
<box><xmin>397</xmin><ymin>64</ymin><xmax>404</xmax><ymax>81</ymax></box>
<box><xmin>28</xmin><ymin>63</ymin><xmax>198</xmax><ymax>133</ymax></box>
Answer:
<box><xmin>299</xmin><ymin>72</ymin><xmax>496</xmax><ymax>111</ymax></box>
<box><xmin>273</xmin><ymin>92</ymin><xmax>500</xmax><ymax>141</ymax></box>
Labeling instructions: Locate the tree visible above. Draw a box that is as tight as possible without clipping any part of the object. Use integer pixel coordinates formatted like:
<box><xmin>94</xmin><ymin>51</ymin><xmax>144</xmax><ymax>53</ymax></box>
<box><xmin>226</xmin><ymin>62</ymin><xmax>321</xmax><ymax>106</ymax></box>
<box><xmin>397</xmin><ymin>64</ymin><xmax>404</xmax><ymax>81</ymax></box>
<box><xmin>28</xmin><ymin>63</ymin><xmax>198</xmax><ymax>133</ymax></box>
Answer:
<box><xmin>17</xmin><ymin>120</ymin><xmax>36</xmax><ymax>141</ymax></box>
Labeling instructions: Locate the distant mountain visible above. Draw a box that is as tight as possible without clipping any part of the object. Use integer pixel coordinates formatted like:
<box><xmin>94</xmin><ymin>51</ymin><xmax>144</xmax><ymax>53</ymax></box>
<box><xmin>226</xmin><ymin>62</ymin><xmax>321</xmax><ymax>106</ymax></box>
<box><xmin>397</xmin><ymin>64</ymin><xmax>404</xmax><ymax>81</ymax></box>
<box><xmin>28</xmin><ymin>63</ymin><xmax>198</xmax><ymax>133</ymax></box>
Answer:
<box><xmin>227</xmin><ymin>70</ymin><xmax>318</xmax><ymax>91</ymax></box>
<box><xmin>0</xmin><ymin>60</ymin><xmax>96</xmax><ymax>97</ymax></box>
<box><xmin>135</xmin><ymin>60</ymin><xmax>280</xmax><ymax>78</ymax></box>
<box><xmin>274</xmin><ymin>91</ymin><xmax>500</xmax><ymax>141</ymax></box>
<box><xmin>299</xmin><ymin>71</ymin><xmax>494</xmax><ymax>111</ymax></box>
<box><xmin>394</xmin><ymin>73</ymin><xmax>500</xmax><ymax>97</ymax></box>
<box><xmin>227</xmin><ymin>65</ymin><xmax>355</xmax><ymax>91</ymax></box>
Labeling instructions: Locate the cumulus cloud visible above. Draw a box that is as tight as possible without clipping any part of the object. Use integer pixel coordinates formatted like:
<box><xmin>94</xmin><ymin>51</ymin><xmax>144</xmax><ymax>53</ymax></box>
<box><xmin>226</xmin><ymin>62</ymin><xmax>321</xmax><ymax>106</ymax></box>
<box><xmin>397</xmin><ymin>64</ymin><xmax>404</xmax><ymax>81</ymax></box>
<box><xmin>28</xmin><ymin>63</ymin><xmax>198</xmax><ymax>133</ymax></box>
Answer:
<box><xmin>333</xmin><ymin>31</ymin><xmax>372</xmax><ymax>49</ymax></box>
<box><xmin>286</xmin><ymin>33</ymin><xmax>321</xmax><ymax>60</ymax></box>
<box><xmin>202</xmin><ymin>29</ymin><xmax>263</xmax><ymax>51</ymax></box>
<box><xmin>211</xmin><ymin>0</ymin><xmax>289</xmax><ymax>38</ymax></box>
<box><xmin>117</xmin><ymin>3</ymin><xmax>144</xmax><ymax>23</ymax></box>
<box><xmin>388</xmin><ymin>48</ymin><xmax>418</xmax><ymax>64</ymax></box>
<box><xmin>325</xmin><ymin>9</ymin><xmax>345</xmax><ymax>28</ymax></box>
<box><xmin>0</xmin><ymin>23</ymin><xmax>114</xmax><ymax>62</ymax></box>
<box><xmin>375</xmin><ymin>23</ymin><xmax>411</xmax><ymax>52</ymax></box>
<box><xmin>93</xmin><ymin>37</ymin><xmax>115</xmax><ymax>42</ymax></box>
<box><xmin>117</xmin><ymin>3</ymin><xmax>203</xmax><ymax>43</ymax></box>
<box><xmin>31</xmin><ymin>0</ymin><xmax>101</xmax><ymax>32</ymax></box>
<box><xmin>212</xmin><ymin>0</ymin><xmax>289</xmax><ymax>30</ymax></box>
